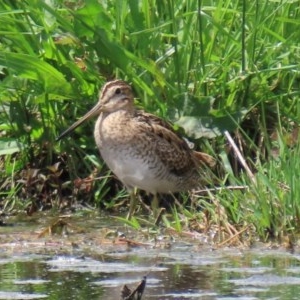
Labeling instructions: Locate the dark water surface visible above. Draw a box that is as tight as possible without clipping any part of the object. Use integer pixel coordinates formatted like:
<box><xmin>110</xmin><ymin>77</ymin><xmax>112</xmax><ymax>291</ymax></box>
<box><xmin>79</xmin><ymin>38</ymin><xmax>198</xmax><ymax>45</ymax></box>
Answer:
<box><xmin>1</xmin><ymin>213</ymin><xmax>300</xmax><ymax>299</ymax></box>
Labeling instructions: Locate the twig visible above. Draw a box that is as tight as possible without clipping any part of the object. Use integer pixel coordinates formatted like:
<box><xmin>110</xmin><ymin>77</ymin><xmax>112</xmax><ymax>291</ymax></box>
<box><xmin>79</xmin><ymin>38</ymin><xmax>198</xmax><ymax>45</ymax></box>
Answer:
<box><xmin>121</xmin><ymin>276</ymin><xmax>147</xmax><ymax>300</ymax></box>
<box><xmin>224</xmin><ymin>130</ymin><xmax>256</xmax><ymax>185</ymax></box>
<box><xmin>217</xmin><ymin>225</ymin><xmax>251</xmax><ymax>247</ymax></box>
<box><xmin>193</xmin><ymin>185</ymin><xmax>249</xmax><ymax>195</ymax></box>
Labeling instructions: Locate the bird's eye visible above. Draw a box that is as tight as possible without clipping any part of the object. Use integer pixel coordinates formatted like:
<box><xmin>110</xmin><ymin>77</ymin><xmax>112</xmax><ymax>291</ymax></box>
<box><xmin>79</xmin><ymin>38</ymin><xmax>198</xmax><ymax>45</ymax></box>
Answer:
<box><xmin>115</xmin><ymin>88</ymin><xmax>121</xmax><ymax>94</ymax></box>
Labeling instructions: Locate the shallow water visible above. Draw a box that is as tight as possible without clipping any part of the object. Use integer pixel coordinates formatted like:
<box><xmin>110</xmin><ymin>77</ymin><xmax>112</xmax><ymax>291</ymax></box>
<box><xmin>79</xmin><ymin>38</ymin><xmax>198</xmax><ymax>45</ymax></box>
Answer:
<box><xmin>1</xmin><ymin>213</ymin><xmax>300</xmax><ymax>299</ymax></box>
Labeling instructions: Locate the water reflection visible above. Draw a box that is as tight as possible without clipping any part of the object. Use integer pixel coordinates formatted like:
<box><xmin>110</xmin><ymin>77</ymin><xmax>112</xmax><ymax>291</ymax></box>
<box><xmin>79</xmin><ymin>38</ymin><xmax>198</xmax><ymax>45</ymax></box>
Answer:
<box><xmin>1</xmin><ymin>214</ymin><xmax>300</xmax><ymax>299</ymax></box>
<box><xmin>1</xmin><ymin>250</ymin><xmax>300</xmax><ymax>299</ymax></box>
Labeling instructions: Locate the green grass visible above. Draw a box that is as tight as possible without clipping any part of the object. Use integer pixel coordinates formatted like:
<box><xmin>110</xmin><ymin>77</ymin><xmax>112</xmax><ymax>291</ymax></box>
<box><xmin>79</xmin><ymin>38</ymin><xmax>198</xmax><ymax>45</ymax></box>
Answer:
<box><xmin>0</xmin><ymin>0</ymin><xmax>300</xmax><ymax>242</ymax></box>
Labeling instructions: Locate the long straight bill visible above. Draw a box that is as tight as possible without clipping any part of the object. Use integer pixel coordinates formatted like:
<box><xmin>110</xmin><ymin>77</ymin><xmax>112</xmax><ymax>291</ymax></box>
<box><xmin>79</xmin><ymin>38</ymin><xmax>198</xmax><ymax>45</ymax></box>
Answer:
<box><xmin>56</xmin><ymin>102</ymin><xmax>102</xmax><ymax>141</ymax></box>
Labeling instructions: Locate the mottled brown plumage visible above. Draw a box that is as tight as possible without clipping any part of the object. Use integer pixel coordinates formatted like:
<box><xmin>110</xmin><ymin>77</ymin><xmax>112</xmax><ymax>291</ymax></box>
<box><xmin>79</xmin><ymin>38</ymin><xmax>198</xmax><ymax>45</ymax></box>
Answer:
<box><xmin>57</xmin><ymin>80</ymin><xmax>215</xmax><ymax>218</ymax></box>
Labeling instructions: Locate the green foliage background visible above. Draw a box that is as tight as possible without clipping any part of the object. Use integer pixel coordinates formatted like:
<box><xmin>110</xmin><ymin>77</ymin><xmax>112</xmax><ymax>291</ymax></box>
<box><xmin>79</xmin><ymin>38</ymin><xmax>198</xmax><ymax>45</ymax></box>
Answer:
<box><xmin>0</xmin><ymin>0</ymin><xmax>300</xmax><ymax>239</ymax></box>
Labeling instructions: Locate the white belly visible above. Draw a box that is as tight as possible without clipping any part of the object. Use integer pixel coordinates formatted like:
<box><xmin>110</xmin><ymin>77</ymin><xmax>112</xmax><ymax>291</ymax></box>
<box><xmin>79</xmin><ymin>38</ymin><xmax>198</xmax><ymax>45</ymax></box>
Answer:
<box><xmin>100</xmin><ymin>147</ymin><xmax>177</xmax><ymax>193</ymax></box>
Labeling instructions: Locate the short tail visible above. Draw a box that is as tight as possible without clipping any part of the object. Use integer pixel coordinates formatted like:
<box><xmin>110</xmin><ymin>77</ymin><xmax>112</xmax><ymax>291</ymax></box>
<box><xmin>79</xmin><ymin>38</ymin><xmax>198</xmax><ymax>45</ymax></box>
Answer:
<box><xmin>193</xmin><ymin>151</ymin><xmax>216</xmax><ymax>168</ymax></box>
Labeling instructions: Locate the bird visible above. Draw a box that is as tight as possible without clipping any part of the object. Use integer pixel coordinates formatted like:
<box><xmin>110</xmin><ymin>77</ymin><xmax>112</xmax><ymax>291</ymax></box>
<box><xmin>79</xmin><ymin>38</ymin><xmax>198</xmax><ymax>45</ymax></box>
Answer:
<box><xmin>56</xmin><ymin>79</ymin><xmax>215</xmax><ymax>219</ymax></box>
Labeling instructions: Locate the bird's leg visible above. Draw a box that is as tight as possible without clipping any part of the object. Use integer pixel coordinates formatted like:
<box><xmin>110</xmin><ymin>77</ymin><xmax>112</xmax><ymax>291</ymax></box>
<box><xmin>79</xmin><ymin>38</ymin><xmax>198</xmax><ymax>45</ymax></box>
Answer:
<box><xmin>151</xmin><ymin>194</ymin><xmax>165</xmax><ymax>225</ymax></box>
<box><xmin>127</xmin><ymin>187</ymin><xmax>138</xmax><ymax>219</ymax></box>
<box><xmin>151</xmin><ymin>193</ymin><xmax>159</xmax><ymax>217</ymax></box>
